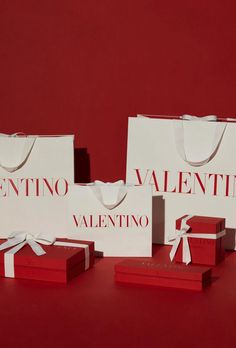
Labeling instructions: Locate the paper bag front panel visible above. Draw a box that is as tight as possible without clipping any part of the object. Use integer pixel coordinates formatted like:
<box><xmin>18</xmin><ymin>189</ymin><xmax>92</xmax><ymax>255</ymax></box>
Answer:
<box><xmin>66</xmin><ymin>184</ymin><xmax>152</xmax><ymax>256</ymax></box>
<box><xmin>0</xmin><ymin>136</ymin><xmax>74</xmax><ymax>238</ymax></box>
<box><xmin>126</xmin><ymin>117</ymin><xmax>236</xmax><ymax>249</ymax></box>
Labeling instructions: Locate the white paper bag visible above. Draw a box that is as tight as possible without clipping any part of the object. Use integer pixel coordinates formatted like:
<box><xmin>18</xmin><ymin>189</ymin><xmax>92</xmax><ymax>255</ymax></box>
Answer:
<box><xmin>126</xmin><ymin>115</ymin><xmax>236</xmax><ymax>249</ymax></box>
<box><xmin>0</xmin><ymin>134</ymin><xmax>74</xmax><ymax>238</ymax></box>
<box><xmin>66</xmin><ymin>181</ymin><xmax>152</xmax><ymax>256</ymax></box>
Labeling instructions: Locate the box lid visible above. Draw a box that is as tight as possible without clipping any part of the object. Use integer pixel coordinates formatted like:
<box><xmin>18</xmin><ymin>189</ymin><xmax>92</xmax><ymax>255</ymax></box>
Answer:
<box><xmin>0</xmin><ymin>238</ymin><xmax>94</xmax><ymax>271</ymax></box>
<box><xmin>115</xmin><ymin>259</ymin><xmax>212</xmax><ymax>282</ymax></box>
<box><xmin>176</xmin><ymin>215</ymin><xmax>225</xmax><ymax>234</ymax></box>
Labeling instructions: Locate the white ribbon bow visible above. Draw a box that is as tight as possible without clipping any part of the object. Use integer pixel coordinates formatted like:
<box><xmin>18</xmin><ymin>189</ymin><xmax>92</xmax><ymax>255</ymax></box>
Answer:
<box><xmin>0</xmin><ymin>231</ymin><xmax>55</xmax><ymax>256</ymax></box>
<box><xmin>181</xmin><ymin>114</ymin><xmax>217</xmax><ymax>121</ymax></box>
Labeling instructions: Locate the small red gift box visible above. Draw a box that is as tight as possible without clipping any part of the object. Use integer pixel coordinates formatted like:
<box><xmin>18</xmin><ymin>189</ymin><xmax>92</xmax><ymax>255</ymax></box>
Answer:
<box><xmin>115</xmin><ymin>259</ymin><xmax>212</xmax><ymax>291</ymax></box>
<box><xmin>0</xmin><ymin>237</ymin><xmax>94</xmax><ymax>283</ymax></box>
<box><xmin>171</xmin><ymin>215</ymin><xmax>225</xmax><ymax>266</ymax></box>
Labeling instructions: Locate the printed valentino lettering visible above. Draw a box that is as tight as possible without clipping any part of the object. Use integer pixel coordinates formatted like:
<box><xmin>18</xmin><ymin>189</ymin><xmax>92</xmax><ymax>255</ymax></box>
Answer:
<box><xmin>142</xmin><ymin>262</ymin><xmax>186</xmax><ymax>270</ymax></box>
<box><xmin>134</xmin><ymin>168</ymin><xmax>236</xmax><ymax>197</ymax></box>
<box><xmin>190</xmin><ymin>238</ymin><xmax>215</xmax><ymax>246</ymax></box>
<box><xmin>72</xmin><ymin>214</ymin><xmax>149</xmax><ymax>228</ymax></box>
<box><xmin>0</xmin><ymin>178</ymin><xmax>69</xmax><ymax>197</ymax></box>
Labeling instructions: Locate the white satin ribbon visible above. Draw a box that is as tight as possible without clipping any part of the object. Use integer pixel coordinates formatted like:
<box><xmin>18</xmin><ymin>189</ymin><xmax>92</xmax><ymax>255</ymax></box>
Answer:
<box><xmin>0</xmin><ymin>232</ymin><xmax>90</xmax><ymax>277</ymax></box>
<box><xmin>169</xmin><ymin>215</ymin><xmax>226</xmax><ymax>265</ymax></box>
<box><xmin>54</xmin><ymin>241</ymin><xmax>90</xmax><ymax>271</ymax></box>
<box><xmin>181</xmin><ymin>114</ymin><xmax>217</xmax><ymax>121</ymax></box>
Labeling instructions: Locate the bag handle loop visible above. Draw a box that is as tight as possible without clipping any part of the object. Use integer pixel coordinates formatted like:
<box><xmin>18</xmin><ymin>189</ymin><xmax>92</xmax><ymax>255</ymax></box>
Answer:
<box><xmin>173</xmin><ymin>115</ymin><xmax>227</xmax><ymax>167</ymax></box>
<box><xmin>0</xmin><ymin>134</ymin><xmax>36</xmax><ymax>172</ymax></box>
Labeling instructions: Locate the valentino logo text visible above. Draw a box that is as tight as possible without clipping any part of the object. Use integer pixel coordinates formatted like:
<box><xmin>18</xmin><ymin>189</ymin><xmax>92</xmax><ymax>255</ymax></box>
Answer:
<box><xmin>73</xmin><ymin>214</ymin><xmax>149</xmax><ymax>228</ymax></box>
<box><xmin>0</xmin><ymin>178</ymin><xmax>69</xmax><ymax>197</ymax></box>
<box><xmin>135</xmin><ymin>168</ymin><xmax>236</xmax><ymax>197</ymax></box>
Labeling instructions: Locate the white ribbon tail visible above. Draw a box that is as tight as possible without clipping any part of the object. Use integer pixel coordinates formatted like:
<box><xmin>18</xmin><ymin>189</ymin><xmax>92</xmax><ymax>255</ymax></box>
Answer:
<box><xmin>27</xmin><ymin>239</ymin><xmax>46</xmax><ymax>256</ymax></box>
<box><xmin>182</xmin><ymin>236</ymin><xmax>191</xmax><ymax>265</ymax></box>
<box><xmin>169</xmin><ymin>237</ymin><xmax>181</xmax><ymax>262</ymax></box>
<box><xmin>4</xmin><ymin>241</ymin><xmax>27</xmax><ymax>278</ymax></box>
<box><xmin>169</xmin><ymin>215</ymin><xmax>193</xmax><ymax>264</ymax></box>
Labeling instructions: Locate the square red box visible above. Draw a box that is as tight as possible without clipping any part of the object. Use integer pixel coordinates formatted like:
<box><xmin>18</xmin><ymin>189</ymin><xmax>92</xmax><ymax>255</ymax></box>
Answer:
<box><xmin>174</xmin><ymin>215</ymin><xmax>225</xmax><ymax>266</ymax></box>
<box><xmin>115</xmin><ymin>259</ymin><xmax>212</xmax><ymax>291</ymax></box>
<box><xmin>0</xmin><ymin>238</ymin><xmax>94</xmax><ymax>283</ymax></box>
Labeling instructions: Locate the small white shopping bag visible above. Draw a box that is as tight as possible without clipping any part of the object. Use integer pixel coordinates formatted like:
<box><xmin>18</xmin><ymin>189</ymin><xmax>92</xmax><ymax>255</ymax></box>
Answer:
<box><xmin>126</xmin><ymin>114</ymin><xmax>236</xmax><ymax>249</ymax></box>
<box><xmin>0</xmin><ymin>133</ymin><xmax>74</xmax><ymax>238</ymax></box>
<box><xmin>66</xmin><ymin>181</ymin><xmax>152</xmax><ymax>256</ymax></box>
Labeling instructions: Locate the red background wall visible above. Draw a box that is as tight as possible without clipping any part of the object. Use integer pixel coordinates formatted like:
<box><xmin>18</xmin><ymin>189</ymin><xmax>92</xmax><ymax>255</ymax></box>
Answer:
<box><xmin>1</xmin><ymin>0</ymin><xmax>236</xmax><ymax>181</ymax></box>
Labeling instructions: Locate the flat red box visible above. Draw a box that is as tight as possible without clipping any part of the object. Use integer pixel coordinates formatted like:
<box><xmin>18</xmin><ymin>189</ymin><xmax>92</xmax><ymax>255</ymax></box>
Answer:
<box><xmin>175</xmin><ymin>215</ymin><xmax>225</xmax><ymax>266</ymax></box>
<box><xmin>115</xmin><ymin>259</ymin><xmax>212</xmax><ymax>291</ymax></box>
<box><xmin>0</xmin><ymin>238</ymin><xmax>94</xmax><ymax>283</ymax></box>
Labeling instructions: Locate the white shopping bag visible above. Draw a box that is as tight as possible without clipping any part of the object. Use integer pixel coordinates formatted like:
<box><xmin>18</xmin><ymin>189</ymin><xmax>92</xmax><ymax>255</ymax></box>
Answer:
<box><xmin>66</xmin><ymin>181</ymin><xmax>152</xmax><ymax>256</ymax></box>
<box><xmin>126</xmin><ymin>114</ymin><xmax>236</xmax><ymax>249</ymax></box>
<box><xmin>0</xmin><ymin>134</ymin><xmax>74</xmax><ymax>238</ymax></box>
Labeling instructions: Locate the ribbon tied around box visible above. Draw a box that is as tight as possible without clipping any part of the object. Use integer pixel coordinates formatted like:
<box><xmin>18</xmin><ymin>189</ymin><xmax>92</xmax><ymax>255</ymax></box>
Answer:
<box><xmin>169</xmin><ymin>215</ymin><xmax>226</xmax><ymax>265</ymax></box>
<box><xmin>0</xmin><ymin>231</ymin><xmax>90</xmax><ymax>277</ymax></box>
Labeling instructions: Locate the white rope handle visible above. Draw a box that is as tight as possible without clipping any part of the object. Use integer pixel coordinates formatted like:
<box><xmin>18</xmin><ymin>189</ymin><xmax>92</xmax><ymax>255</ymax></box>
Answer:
<box><xmin>173</xmin><ymin>115</ymin><xmax>227</xmax><ymax>167</ymax></box>
<box><xmin>0</xmin><ymin>134</ymin><xmax>36</xmax><ymax>172</ymax></box>
<box><xmin>89</xmin><ymin>180</ymin><xmax>128</xmax><ymax>210</ymax></box>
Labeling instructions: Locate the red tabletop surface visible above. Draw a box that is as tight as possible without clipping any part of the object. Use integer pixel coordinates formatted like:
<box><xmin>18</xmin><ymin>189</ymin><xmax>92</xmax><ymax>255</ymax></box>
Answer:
<box><xmin>0</xmin><ymin>245</ymin><xmax>235</xmax><ymax>348</ymax></box>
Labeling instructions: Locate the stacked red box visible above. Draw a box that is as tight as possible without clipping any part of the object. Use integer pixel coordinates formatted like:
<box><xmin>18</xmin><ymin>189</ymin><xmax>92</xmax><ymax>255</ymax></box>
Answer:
<box><xmin>0</xmin><ymin>238</ymin><xmax>94</xmax><ymax>283</ymax></box>
<box><xmin>115</xmin><ymin>259</ymin><xmax>212</xmax><ymax>291</ymax></box>
<box><xmin>174</xmin><ymin>215</ymin><xmax>225</xmax><ymax>266</ymax></box>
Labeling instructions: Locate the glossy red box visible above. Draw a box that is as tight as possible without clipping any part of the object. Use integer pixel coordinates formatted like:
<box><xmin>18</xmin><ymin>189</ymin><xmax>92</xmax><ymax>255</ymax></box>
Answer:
<box><xmin>174</xmin><ymin>215</ymin><xmax>225</xmax><ymax>266</ymax></box>
<box><xmin>0</xmin><ymin>238</ymin><xmax>94</xmax><ymax>283</ymax></box>
<box><xmin>115</xmin><ymin>259</ymin><xmax>212</xmax><ymax>291</ymax></box>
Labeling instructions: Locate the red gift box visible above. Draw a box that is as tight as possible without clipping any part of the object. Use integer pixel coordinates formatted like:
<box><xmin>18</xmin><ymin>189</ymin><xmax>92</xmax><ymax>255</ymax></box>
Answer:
<box><xmin>0</xmin><ymin>237</ymin><xmax>94</xmax><ymax>283</ymax></box>
<box><xmin>172</xmin><ymin>215</ymin><xmax>225</xmax><ymax>266</ymax></box>
<box><xmin>115</xmin><ymin>259</ymin><xmax>212</xmax><ymax>291</ymax></box>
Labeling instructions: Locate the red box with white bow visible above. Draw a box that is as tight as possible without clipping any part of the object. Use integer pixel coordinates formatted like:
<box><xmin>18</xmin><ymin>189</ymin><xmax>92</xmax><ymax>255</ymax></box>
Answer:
<box><xmin>0</xmin><ymin>236</ymin><xmax>94</xmax><ymax>283</ymax></box>
<box><xmin>170</xmin><ymin>215</ymin><xmax>225</xmax><ymax>266</ymax></box>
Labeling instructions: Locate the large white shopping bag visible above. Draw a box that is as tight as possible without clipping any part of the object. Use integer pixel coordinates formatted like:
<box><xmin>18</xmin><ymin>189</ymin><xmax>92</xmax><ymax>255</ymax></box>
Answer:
<box><xmin>66</xmin><ymin>181</ymin><xmax>152</xmax><ymax>256</ymax></box>
<box><xmin>0</xmin><ymin>134</ymin><xmax>74</xmax><ymax>238</ymax></box>
<box><xmin>126</xmin><ymin>114</ymin><xmax>236</xmax><ymax>249</ymax></box>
